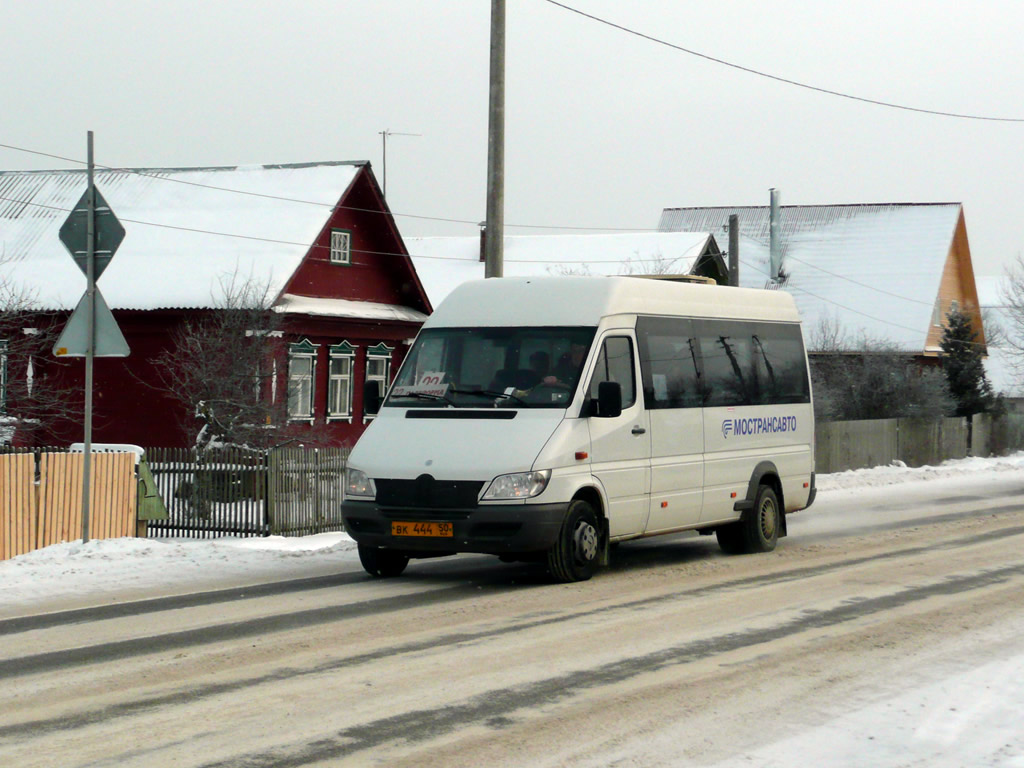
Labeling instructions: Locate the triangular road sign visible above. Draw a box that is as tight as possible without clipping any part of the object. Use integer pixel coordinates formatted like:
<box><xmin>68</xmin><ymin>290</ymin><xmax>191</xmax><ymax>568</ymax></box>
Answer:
<box><xmin>54</xmin><ymin>289</ymin><xmax>130</xmax><ymax>357</ymax></box>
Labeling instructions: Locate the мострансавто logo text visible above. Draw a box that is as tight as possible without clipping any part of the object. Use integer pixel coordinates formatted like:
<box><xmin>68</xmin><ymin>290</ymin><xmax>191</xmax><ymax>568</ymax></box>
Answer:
<box><xmin>722</xmin><ymin>415</ymin><xmax>797</xmax><ymax>439</ymax></box>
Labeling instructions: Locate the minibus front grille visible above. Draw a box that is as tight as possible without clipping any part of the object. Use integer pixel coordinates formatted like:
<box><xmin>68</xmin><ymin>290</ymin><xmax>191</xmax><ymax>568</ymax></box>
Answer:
<box><xmin>379</xmin><ymin>508</ymin><xmax>473</xmax><ymax>521</ymax></box>
<box><xmin>375</xmin><ymin>478</ymin><xmax>484</xmax><ymax>510</ymax></box>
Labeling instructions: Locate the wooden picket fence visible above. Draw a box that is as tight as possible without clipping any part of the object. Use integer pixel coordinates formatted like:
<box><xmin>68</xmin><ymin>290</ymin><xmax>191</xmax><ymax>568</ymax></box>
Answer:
<box><xmin>0</xmin><ymin>450</ymin><xmax>137</xmax><ymax>561</ymax></box>
<box><xmin>143</xmin><ymin>446</ymin><xmax>348</xmax><ymax>539</ymax></box>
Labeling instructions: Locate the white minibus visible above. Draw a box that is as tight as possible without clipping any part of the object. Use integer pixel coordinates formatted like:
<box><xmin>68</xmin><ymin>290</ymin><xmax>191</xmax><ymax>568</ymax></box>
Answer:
<box><xmin>342</xmin><ymin>276</ymin><xmax>815</xmax><ymax>582</ymax></box>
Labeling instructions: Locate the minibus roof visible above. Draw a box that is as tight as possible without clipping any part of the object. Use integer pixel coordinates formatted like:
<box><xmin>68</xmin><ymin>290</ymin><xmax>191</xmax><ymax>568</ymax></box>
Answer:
<box><xmin>423</xmin><ymin>276</ymin><xmax>802</xmax><ymax>328</ymax></box>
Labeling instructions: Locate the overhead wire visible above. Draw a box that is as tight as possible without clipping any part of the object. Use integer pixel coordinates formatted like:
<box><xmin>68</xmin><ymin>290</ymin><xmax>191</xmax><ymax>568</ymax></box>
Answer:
<box><xmin>543</xmin><ymin>0</ymin><xmax>1024</xmax><ymax>123</ymax></box>
<box><xmin>0</xmin><ymin>141</ymin><xmax>655</xmax><ymax>233</ymax></box>
<box><xmin>0</xmin><ymin>142</ymin><xmax>990</xmax><ymax>342</ymax></box>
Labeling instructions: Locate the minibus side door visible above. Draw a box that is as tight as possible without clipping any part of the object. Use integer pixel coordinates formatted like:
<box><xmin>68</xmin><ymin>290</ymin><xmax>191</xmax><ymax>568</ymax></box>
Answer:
<box><xmin>637</xmin><ymin>316</ymin><xmax>704</xmax><ymax>533</ymax></box>
<box><xmin>585</xmin><ymin>333</ymin><xmax>650</xmax><ymax>537</ymax></box>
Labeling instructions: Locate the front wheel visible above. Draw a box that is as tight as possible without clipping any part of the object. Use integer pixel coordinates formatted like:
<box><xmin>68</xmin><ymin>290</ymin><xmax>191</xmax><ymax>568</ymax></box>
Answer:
<box><xmin>358</xmin><ymin>544</ymin><xmax>409</xmax><ymax>578</ymax></box>
<box><xmin>547</xmin><ymin>500</ymin><xmax>601</xmax><ymax>583</ymax></box>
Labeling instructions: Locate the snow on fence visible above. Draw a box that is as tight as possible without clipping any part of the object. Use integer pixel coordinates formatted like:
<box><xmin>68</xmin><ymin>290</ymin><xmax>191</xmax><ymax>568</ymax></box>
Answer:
<box><xmin>0</xmin><ymin>448</ymin><xmax>137</xmax><ymax>560</ymax></box>
<box><xmin>143</xmin><ymin>446</ymin><xmax>348</xmax><ymax>539</ymax></box>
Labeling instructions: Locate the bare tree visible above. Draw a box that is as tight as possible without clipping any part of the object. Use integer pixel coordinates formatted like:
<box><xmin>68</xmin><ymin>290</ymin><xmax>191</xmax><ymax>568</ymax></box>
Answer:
<box><xmin>619</xmin><ymin>249</ymin><xmax>685</xmax><ymax>276</ymax></box>
<box><xmin>150</xmin><ymin>272</ymin><xmax>290</xmax><ymax>449</ymax></box>
<box><xmin>808</xmin><ymin>315</ymin><xmax>954</xmax><ymax>421</ymax></box>
<box><xmin>546</xmin><ymin>249</ymin><xmax>688</xmax><ymax>278</ymax></box>
<box><xmin>806</xmin><ymin>311</ymin><xmax>849</xmax><ymax>353</ymax></box>
<box><xmin>0</xmin><ymin>259</ymin><xmax>80</xmax><ymax>444</ymax></box>
<box><xmin>998</xmin><ymin>254</ymin><xmax>1024</xmax><ymax>384</ymax></box>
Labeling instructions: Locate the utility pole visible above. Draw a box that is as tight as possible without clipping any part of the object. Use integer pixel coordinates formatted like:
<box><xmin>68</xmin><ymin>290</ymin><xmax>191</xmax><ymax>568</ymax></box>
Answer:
<box><xmin>728</xmin><ymin>214</ymin><xmax>739</xmax><ymax>287</ymax></box>
<box><xmin>83</xmin><ymin>131</ymin><xmax>95</xmax><ymax>543</ymax></box>
<box><xmin>484</xmin><ymin>0</ymin><xmax>505</xmax><ymax>278</ymax></box>
<box><xmin>378</xmin><ymin>130</ymin><xmax>421</xmax><ymax>199</ymax></box>
<box><xmin>769</xmin><ymin>188</ymin><xmax>781</xmax><ymax>282</ymax></box>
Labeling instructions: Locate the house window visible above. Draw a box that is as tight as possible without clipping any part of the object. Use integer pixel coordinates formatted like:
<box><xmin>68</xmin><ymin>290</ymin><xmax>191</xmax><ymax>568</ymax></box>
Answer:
<box><xmin>330</xmin><ymin>229</ymin><xmax>352</xmax><ymax>265</ymax></box>
<box><xmin>0</xmin><ymin>339</ymin><xmax>7</xmax><ymax>414</ymax></box>
<box><xmin>287</xmin><ymin>339</ymin><xmax>319</xmax><ymax>421</ymax></box>
<box><xmin>364</xmin><ymin>342</ymin><xmax>394</xmax><ymax>420</ymax></box>
<box><xmin>328</xmin><ymin>341</ymin><xmax>357</xmax><ymax>420</ymax></box>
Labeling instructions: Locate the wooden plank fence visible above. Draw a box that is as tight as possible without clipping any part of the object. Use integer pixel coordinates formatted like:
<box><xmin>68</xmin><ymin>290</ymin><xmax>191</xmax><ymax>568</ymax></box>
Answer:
<box><xmin>0</xmin><ymin>453</ymin><xmax>36</xmax><ymax>560</ymax></box>
<box><xmin>0</xmin><ymin>451</ymin><xmax>137</xmax><ymax>560</ymax></box>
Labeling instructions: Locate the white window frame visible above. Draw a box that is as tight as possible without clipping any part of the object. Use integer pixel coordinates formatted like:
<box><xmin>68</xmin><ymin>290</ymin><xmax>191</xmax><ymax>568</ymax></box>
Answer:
<box><xmin>330</xmin><ymin>229</ymin><xmax>352</xmax><ymax>265</ymax></box>
<box><xmin>0</xmin><ymin>339</ymin><xmax>7</xmax><ymax>414</ymax></box>
<box><xmin>364</xmin><ymin>342</ymin><xmax>394</xmax><ymax>422</ymax></box>
<box><xmin>327</xmin><ymin>341</ymin><xmax>357</xmax><ymax>421</ymax></box>
<box><xmin>287</xmin><ymin>339</ymin><xmax>319</xmax><ymax>422</ymax></box>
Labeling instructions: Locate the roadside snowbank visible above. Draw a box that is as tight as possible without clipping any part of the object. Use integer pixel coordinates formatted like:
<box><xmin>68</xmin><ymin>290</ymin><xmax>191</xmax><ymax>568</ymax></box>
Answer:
<box><xmin>2</xmin><ymin>452</ymin><xmax>1022</xmax><ymax>612</ymax></box>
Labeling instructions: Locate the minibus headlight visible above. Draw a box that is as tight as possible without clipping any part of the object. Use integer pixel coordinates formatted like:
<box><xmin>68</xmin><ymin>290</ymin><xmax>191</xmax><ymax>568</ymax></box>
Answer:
<box><xmin>345</xmin><ymin>468</ymin><xmax>376</xmax><ymax>499</ymax></box>
<box><xmin>482</xmin><ymin>470</ymin><xmax>551</xmax><ymax>500</ymax></box>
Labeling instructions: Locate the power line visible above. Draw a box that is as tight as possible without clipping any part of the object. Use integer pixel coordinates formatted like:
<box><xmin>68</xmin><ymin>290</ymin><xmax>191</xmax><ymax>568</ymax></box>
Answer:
<box><xmin>0</xmin><ymin>141</ymin><xmax>656</xmax><ymax>233</ymax></box>
<box><xmin>543</xmin><ymin>0</ymin><xmax>1024</xmax><ymax>123</ymax></box>
<box><xmin>0</xmin><ymin>192</ymin><xmax>670</xmax><ymax>264</ymax></box>
<box><xmin>0</xmin><ymin>189</ymin><xmax>970</xmax><ymax>310</ymax></box>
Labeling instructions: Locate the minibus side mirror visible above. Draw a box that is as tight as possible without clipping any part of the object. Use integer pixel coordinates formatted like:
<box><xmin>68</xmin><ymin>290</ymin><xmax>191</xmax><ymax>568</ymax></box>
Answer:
<box><xmin>596</xmin><ymin>381</ymin><xmax>622</xmax><ymax>418</ymax></box>
<box><xmin>364</xmin><ymin>380</ymin><xmax>382</xmax><ymax>416</ymax></box>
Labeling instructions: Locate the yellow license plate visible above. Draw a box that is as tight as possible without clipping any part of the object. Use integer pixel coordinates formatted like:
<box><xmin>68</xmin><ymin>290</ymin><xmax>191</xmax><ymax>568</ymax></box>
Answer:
<box><xmin>392</xmin><ymin>521</ymin><xmax>453</xmax><ymax>537</ymax></box>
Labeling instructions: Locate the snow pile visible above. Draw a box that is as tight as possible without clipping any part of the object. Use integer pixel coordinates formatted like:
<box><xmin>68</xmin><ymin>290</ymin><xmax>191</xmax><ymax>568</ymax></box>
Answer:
<box><xmin>0</xmin><ymin>532</ymin><xmax>358</xmax><ymax>613</ymax></box>
<box><xmin>2</xmin><ymin>452</ymin><xmax>1023</xmax><ymax>613</ymax></box>
<box><xmin>817</xmin><ymin>452</ymin><xmax>1024</xmax><ymax>491</ymax></box>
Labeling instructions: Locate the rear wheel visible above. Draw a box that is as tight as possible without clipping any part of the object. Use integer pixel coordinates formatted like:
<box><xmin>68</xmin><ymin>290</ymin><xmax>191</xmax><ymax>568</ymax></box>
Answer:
<box><xmin>358</xmin><ymin>544</ymin><xmax>409</xmax><ymax>577</ymax></box>
<box><xmin>716</xmin><ymin>484</ymin><xmax>780</xmax><ymax>555</ymax></box>
<box><xmin>547</xmin><ymin>499</ymin><xmax>600</xmax><ymax>583</ymax></box>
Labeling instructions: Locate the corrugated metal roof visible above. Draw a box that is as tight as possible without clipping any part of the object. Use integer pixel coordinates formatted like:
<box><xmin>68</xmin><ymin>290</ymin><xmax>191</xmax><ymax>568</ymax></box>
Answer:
<box><xmin>659</xmin><ymin>203</ymin><xmax>965</xmax><ymax>352</ymax></box>
<box><xmin>1</xmin><ymin>162</ymin><xmax>363</xmax><ymax>310</ymax></box>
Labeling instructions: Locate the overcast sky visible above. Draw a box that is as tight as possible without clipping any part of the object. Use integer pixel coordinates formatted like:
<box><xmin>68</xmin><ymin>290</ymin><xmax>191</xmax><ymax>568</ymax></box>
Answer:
<box><xmin>2</xmin><ymin>1</ymin><xmax>1021</xmax><ymax>277</ymax></box>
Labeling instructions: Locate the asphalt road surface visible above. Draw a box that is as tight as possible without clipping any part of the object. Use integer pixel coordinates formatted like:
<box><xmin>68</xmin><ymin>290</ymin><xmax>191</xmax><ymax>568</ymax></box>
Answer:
<box><xmin>2</xmin><ymin>474</ymin><xmax>1024</xmax><ymax>767</ymax></box>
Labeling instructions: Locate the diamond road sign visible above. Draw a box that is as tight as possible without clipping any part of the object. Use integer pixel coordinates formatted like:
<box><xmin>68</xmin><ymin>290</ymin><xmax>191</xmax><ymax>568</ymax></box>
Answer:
<box><xmin>58</xmin><ymin>187</ymin><xmax>125</xmax><ymax>280</ymax></box>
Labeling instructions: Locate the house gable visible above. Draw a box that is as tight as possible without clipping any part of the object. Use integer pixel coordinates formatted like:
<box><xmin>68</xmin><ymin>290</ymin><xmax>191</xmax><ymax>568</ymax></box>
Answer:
<box><xmin>924</xmin><ymin>212</ymin><xmax>985</xmax><ymax>352</ymax></box>
<box><xmin>659</xmin><ymin>203</ymin><xmax>974</xmax><ymax>356</ymax></box>
<box><xmin>281</xmin><ymin>165</ymin><xmax>431</xmax><ymax>315</ymax></box>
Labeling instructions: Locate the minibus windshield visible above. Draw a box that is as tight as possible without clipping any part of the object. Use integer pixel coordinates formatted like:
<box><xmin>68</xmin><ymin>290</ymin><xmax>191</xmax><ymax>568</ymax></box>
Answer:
<box><xmin>386</xmin><ymin>327</ymin><xmax>596</xmax><ymax>408</ymax></box>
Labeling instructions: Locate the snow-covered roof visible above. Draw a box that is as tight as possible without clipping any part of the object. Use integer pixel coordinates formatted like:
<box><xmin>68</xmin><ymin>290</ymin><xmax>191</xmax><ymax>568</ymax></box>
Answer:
<box><xmin>406</xmin><ymin>232</ymin><xmax>717</xmax><ymax>307</ymax></box>
<box><xmin>274</xmin><ymin>294</ymin><xmax>427</xmax><ymax>323</ymax></box>
<box><xmin>1</xmin><ymin>162</ymin><xmax>362</xmax><ymax>311</ymax></box>
<box><xmin>659</xmin><ymin>204</ymin><xmax>965</xmax><ymax>353</ymax></box>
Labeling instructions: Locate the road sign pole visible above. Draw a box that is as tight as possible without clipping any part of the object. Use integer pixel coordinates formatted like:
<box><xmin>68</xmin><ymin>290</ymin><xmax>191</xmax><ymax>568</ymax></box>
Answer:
<box><xmin>83</xmin><ymin>131</ymin><xmax>95</xmax><ymax>544</ymax></box>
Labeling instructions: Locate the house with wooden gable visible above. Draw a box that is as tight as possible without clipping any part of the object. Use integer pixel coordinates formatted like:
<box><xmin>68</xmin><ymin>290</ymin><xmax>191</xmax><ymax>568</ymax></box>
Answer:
<box><xmin>0</xmin><ymin>161</ymin><xmax>431</xmax><ymax>448</ymax></box>
<box><xmin>406</xmin><ymin>231</ymin><xmax>726</xmax><ymax>307</ymax></box>
<box><xmin>658</xmin><ymin>203</ymin><xmax>985</xmax><ymax>359</ymax></box>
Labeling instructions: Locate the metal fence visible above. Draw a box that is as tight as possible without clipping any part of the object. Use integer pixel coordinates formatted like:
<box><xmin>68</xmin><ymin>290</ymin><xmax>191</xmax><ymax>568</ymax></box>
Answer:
<box><xmin>144</xmin><ymin>446</ymin><xmax>348</xmax><ymax>539</ymax></box>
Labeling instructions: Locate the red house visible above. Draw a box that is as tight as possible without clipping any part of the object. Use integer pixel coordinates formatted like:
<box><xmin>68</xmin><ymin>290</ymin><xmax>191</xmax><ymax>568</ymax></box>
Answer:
<box><xmin>0</xmin><ymin>161</ymin><xmax>431</xmax><ymax>448</ymax></box>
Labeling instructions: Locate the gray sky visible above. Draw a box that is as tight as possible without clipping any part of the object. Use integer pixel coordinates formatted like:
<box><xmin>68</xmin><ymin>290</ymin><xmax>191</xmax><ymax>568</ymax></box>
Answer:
<box><xmin>2</xmin><ymin>0</ymin><xmax>1021</xmax><ymax>277</ymax></box>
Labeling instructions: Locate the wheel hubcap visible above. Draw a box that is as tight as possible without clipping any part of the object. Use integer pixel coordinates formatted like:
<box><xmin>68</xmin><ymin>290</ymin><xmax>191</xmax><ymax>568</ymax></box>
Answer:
<box><xmin>759</xmin><ymin>497</ymin><xmax>777</xmax><ymax>540</ymax></box>
<box><xmin>573</xmin><ymin>520</ymin><xmax>599</xmax><ymax>563</ymax></box>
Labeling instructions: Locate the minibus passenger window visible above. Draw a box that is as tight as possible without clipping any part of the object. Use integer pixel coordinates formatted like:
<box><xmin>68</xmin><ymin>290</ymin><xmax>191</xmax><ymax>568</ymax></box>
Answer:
<box><xmin>637</xmin><ymin>317</ymin><xmax>701</xmax><ymax>409</ymax></box>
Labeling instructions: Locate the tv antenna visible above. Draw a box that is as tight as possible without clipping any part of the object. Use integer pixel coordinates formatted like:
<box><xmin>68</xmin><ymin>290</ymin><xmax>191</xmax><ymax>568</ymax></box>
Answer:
<box><xmin>378</xmin><ymin>130</ymin><xmax>421</xmax><ymax>198</ymax></box>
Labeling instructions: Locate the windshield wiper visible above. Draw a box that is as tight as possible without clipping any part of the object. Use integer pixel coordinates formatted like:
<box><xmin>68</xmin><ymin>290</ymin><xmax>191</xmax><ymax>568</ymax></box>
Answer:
<box><xmin>398</xmin><ymin>391</ymin><xmax>455</xmax><ymax>406</ymax></box>
<box><xmin>452</xmin><ymin>387</ymin><xmax>526</xmax><ymax>405</ymax></box>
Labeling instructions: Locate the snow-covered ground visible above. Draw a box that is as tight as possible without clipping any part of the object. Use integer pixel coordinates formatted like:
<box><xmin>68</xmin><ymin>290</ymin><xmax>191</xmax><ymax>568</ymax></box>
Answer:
<box><xmin>3</xmin><ymin>453</ymin><xmax>1024</xmax><ymax>767</ymax></box>
<box><xmin>5</xmin><ymin>452</ymin><xmax>1024</xmax><ymax>611</ymax></box>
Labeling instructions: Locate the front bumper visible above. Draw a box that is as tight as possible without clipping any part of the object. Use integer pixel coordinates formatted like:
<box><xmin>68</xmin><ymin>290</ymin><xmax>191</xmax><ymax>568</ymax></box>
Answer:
<box><xmin>341</xmin><ymin>499</ymin><xmax>570</xmax><ymax>556</ymax></box>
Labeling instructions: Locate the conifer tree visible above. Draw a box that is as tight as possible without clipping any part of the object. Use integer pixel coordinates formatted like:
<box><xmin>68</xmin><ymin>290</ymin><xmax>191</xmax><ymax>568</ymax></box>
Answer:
<box><xmin>940</xmin><ymin>307</ymin><xmax>993</xmax><ymax>417</ymax></box>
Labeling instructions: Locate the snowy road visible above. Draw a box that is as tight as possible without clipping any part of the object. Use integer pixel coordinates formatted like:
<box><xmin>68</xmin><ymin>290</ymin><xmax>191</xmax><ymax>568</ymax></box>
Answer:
<box><xmin>1</xmin><ymin>458</ymin><xmax>1024</xmax><ymax>767</ymax></box>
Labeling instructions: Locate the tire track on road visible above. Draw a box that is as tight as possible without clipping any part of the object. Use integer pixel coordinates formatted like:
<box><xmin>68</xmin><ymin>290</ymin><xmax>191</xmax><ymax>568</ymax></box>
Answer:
<box><xmin>3</xmin><ymin>524</ymin><xmax>1024</xmax><ymax>742</ymax></box>
<box><xmin>195</xmin><ymin>561</ymin><xmax>1024</xmax><ymax>767</ymax></box>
